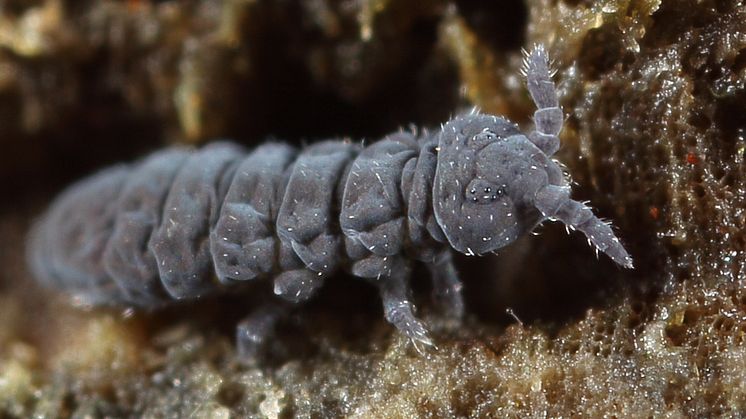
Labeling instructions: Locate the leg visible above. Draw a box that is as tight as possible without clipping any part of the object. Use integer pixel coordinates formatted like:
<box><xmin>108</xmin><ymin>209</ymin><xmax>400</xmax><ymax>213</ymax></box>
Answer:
<box><xmin>273</xmin><ymin>269</ymin><xmax>324</xmax><ymax>303</ymax></box>
<box><xmin>236</xmin><ymin>302</ymin><xmax>289</xmax><ymax>360</ymax></box>
<box><xmin>377</xmin><ymin>263</ymin><xmax>434</xmax><ymax>349</ymax></box>
<box><xmin>523</xmin><ymin>44</ymin><xmax>562</xmax><ymax>156</ymax></box>
<box><xmin>427</xmin><ymin>251</ymin><xmax>464</xmax><ymax>319</ymax></box>
<box><xmin>534</xmin><ymin>185</ymin><xmax>634</xmax><ymax>268</ymax></box>
<box><xmin>273</xmin><ymin>240</ymin><xmax>325</xmax><ymax>303</ymax></box>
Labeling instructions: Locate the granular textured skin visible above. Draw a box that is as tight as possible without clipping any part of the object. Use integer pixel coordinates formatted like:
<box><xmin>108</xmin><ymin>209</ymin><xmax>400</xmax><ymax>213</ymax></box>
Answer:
<box><xmin>3</xmin><ymin>0</ymin><xmax>746</xmax><ymax>417</ymax></box>
<box><xmin>28</xmin><ymin>47</ymin><xmax>630</xmax><ymax>353</ymax></box>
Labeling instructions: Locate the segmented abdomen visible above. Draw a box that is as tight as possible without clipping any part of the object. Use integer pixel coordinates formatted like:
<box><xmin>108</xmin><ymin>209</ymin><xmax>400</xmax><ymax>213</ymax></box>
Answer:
<box><xmin>28</xmin><ymin>133</ymin><xmax>441</xmax><ymax>307</ymax></box>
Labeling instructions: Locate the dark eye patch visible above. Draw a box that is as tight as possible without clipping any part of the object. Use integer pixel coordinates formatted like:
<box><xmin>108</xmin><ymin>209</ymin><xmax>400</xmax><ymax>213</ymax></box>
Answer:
<box><xmin>465</xmin><ymin>178</ymin><xmax>505</xmax><ymax>204</ymax></box>
<box><xmin>470</xmin><ymin>129</ymin><xmax>501</xmax><ymax>150</ymax></box>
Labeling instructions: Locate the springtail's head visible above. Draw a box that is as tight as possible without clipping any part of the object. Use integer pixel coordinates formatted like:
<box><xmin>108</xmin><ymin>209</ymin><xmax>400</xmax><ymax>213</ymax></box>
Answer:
<box><xmin>433</xmin><ymin>113</ymin><xmax>538</xmax><ymax>256</ymax></box>
<box><xmin>432</xmin><ymin>112</ymin><xmax>633</xmax><ymax>268</ymax></box>
<box><xmin>432</xmin><ymin>44</ymin><xmax>632</xmax><ymax>267</ymax></box>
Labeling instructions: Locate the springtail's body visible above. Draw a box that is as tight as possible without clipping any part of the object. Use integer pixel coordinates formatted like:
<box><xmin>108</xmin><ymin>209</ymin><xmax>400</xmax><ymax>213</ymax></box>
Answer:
<box><xmin>27</xmin><ymin>45</ymin><xmax>632</xmax><ymax>356</ymax></box>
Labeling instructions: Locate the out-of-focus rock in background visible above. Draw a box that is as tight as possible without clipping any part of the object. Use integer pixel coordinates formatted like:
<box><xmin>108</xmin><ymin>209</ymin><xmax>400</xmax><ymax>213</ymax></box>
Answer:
<box><xmin>1</xmin><ymin>0</ymin><xmax>745</xmax><ymax>417</ymax></box>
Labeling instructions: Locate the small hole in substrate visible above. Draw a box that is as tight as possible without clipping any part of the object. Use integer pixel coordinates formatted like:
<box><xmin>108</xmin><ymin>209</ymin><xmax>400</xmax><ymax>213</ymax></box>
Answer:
<box><xmin>672</xmin><ymin>140</ymin><xmax>685</xmax><ymax>161</ymax></box>
<box><xmin>627</xmin><ymin>312</ymin><xmax>641</xmax><ymax>329</ymax></box>
<box><xmin>578</xmin><ymin>24</ymin><xmax>624</xmax><ymax>79</ymax></box>
<box><xmin>620</xmin><ymin>50</ymin><xmax>637</xmax><ymax>72</ymax></box>
<box><xmin>216</xmin><ymin>381</ymin><xmax>246</xmax><ymax>408</ymax></box>
<box><xmin>714</xmin><ymin>316</ymin><xmax>734</xmax><ymax>332</ymax></box>
<box><xmin>712</xmin><ymin>316</ymin><xmax>723</xmax><ymax>330</ymax></box>
<box><xmin>665</xmin><ymin>324</ymin><xmax>687</xmax><ymax>346</ymax></box>
<box><xmin>719</xmin><ymin>172</ymin><xmax>735</xmax><ymax>187</ymax></box>
<box><xmin>687</xmin><ymin>111</ymin><xmax>711</xmax><ymax>130</ymax></box>
<box><xmin>732</xmin><ymin>48</ymin><xmax>746</xmax><ymax>73</ymax></box>
<box><xmin>61</xmin><ymin>392</ymin><xmax>77</xmax><ymax>418</ymax></box>
<box><xmin>735</xmin><ymin>236</ymin><xmax>746</xmax><ymax>252</ymax></box>
<box><xmin>677</xmin><ymin>266</ymin><xmax>692</xmax><ymax>282</ymax></box>
<box><xmin>663</xmin><ymin>379</ymin><xmax>684</xmax><ymax>406</ymax></box>
<box><xmin>563</xmin><ymin>340</ymin><xmax>580</xmax><ymax>354</ymax></box>
<box><xmin>692</xmin><ymin>183</ymin><xmax>706</xmax><ymax>198</ymax></box>
<box><xmin>653</xmin><ymin>144</ymin><xmax>668</xmax><ymax>167</ymax></box>
<box><xmin>682</xmin><ymin>308</ymin><xmax>701</xmax><ymax>326</ymax></box>
<box><xmin>714</xmin><ymin>90</ymin><xmax>746</xmax><ymax>157</ymax></box>
<box><xmin>630</xmin><ymin>300</ymin><xmax>645</xmax><ymax>314</ymax></box>
<box><xmin>714</xmin><ymin>0</ymin><xmax>738</xmax><ymax>13</ymax></box>
<box><xmin>712</xmin><ymin>166</ymin><xmax>726</xmax><ymax>181</ymax></box>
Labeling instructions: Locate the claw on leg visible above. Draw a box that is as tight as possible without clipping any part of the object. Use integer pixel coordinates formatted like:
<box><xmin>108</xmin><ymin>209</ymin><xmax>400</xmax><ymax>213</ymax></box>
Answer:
<box><xmin>378</xmin><ymin>267</ymin><xmax>436</xmax><ymax>350</ymax></box>
<box><xmin>385</xmin><ymin>300</ymin><xmax>435</xmax><ymax>348</ymax></box>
